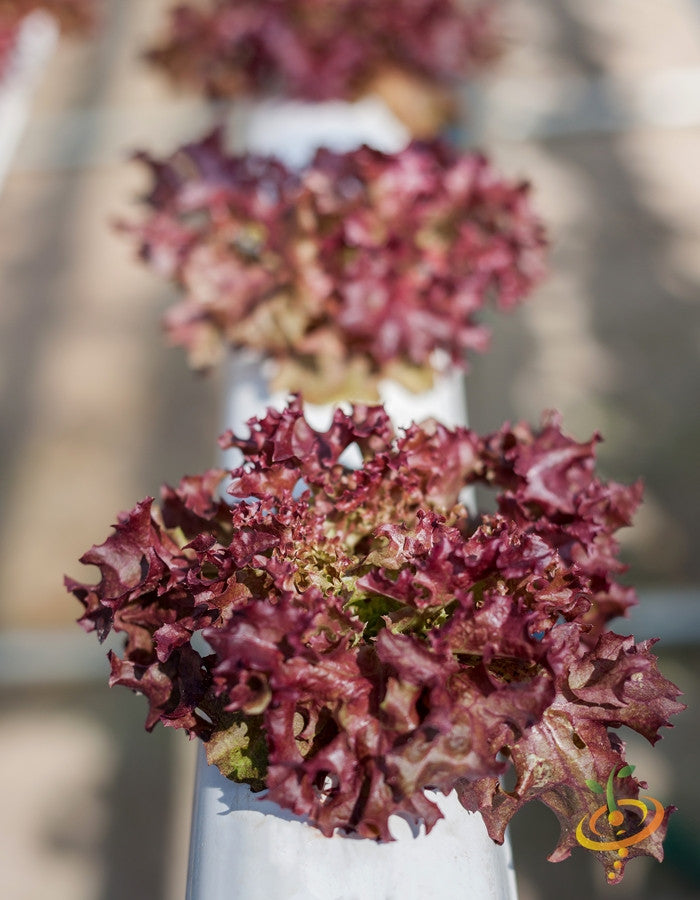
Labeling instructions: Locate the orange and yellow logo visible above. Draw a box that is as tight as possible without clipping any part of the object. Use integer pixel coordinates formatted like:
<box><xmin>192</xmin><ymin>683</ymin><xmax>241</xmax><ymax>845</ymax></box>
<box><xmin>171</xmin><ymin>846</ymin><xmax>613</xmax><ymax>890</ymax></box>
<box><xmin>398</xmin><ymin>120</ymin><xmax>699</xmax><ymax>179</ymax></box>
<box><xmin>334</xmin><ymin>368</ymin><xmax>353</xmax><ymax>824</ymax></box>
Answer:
<box><xmin>575</xmin><ymin>765</ymin><xmax>664</xmax><ymax>880</ymax></box>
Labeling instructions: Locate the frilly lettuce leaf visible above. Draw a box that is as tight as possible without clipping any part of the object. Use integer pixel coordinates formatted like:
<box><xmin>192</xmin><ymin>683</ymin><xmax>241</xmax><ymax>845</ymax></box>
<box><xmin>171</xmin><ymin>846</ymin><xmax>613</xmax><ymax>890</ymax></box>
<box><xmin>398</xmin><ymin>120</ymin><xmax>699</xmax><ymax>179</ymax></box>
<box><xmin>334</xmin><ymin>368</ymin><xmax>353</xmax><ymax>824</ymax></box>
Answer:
<box><xmin>68</xmin><ymin>401</ymin><xmax>683</xmax><ymax>879</ymax></box>
<box><xmin>125</xmin><ymin>133</ymin><xmax>547</xmax><ymax>402</ymax></box>
<box><xmin>147</xmin><ymin>0</ymin><xmax>499</xmax><ymax>104</ymax></box>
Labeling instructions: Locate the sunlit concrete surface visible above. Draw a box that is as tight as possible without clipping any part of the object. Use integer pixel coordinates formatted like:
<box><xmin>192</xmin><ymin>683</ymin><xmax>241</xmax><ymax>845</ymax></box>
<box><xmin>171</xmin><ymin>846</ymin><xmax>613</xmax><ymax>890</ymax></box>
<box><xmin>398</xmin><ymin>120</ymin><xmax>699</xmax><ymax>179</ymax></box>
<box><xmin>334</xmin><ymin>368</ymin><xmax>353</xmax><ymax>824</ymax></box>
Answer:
<box><xmin>0</xmin><ymin>1</ymin><xmax>699</xmax><ymax>898</ymax></box>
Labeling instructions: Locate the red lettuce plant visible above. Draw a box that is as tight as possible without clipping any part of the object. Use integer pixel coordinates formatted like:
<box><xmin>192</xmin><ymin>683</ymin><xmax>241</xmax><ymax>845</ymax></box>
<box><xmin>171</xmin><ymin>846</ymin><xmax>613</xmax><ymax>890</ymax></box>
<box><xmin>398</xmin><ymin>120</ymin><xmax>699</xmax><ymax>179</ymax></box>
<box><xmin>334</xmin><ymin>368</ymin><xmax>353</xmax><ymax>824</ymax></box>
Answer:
<box><xmin>147</xmin><ymin>0</ymin><xmax>498</xmax><ymax>136</ymax></box>
<box><xmin>127</xmin><ymin>131</ymin><xmax>547</xmax><ymax>402</ymax></box>
<box><xmin>67</xmin><ymin>400</ymin><xmax>682</xmax><ymax>882</ymax></box>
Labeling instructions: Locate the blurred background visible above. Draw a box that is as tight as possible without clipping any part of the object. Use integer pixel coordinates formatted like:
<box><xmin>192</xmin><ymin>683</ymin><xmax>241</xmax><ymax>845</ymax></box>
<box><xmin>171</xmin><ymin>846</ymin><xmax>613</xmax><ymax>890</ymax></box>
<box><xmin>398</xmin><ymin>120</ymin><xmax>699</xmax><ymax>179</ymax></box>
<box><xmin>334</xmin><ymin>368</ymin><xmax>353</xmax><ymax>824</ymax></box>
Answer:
<box><xmin>0</xmin><ymin>1</ymin><xmax>698</xmax><ymax>897</ymax></box>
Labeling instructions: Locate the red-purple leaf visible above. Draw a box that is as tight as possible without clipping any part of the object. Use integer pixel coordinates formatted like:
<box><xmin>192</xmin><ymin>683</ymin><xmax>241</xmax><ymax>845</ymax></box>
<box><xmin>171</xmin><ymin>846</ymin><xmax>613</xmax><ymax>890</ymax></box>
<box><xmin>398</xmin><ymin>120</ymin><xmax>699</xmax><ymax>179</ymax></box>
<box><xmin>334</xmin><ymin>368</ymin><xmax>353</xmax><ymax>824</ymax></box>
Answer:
<box><xmin>147</xmin><ymin>0</ymin><xmax>499</xmax><ymax>104</ymax></box>
<box><xmin>67</xmin><ymin>403</ymin><xmax>682</xmax><ymax>879</ymax></box>
<box><xmin>126</xmin><ymin>134</ymin><xmax>547</xmax><ymax>402</ymax></box>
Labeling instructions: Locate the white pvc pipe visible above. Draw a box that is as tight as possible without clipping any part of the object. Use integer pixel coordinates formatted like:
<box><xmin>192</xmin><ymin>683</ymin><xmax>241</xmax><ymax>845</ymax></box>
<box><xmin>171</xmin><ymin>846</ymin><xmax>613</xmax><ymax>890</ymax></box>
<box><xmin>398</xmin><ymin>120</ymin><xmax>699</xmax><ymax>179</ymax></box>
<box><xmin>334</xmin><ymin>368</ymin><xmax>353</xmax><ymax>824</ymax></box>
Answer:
<box><xmin>241</xmin><ymin>96</ymin><xmax>410</xmax><ymax>168</ymax></box>
<box><xmin>190</xmin><ymin>101</ymin><xmax>500</xmax><ymax>900</ymax></box>
<box><xmin>221</xmin><ymin>349</ymin><xmax>467</xmax><ymax>428</ymax></box>
<box><xmin>201</xmin><ymin>360</ymin><xmax>500</xmax><ymax>900</ymax></box>
<box><xmin>219</xmin><ymin>349</ymin><xmax>469</xmax><ymax>473</ymax></box>
<box><xmin>219</xmin><ymin>97</ymin><xmax>468</xmax><ymax>450</ymax></box>
<box><xmin>0</xmin><ymin>11</ymin><xmax>58</xmax><ymax>192</ymax></box>
<box><xmin>187</xmin><ymin>745</ymin><xmax>518</xmax><ymax>900</ymax></box>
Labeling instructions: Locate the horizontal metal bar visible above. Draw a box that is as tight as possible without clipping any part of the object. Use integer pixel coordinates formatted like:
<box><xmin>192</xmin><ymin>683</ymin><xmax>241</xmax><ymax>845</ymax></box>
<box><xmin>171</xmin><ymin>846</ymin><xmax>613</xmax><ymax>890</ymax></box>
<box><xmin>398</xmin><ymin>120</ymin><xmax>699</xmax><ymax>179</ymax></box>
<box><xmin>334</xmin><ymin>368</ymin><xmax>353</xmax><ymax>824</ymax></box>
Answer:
<box><xmin>612</xmin><ymin>588</ymin><xmax>700</xmax><ymax>644</ymax></box>
<box><xmin>0</xmin><ymin>626</ymin><xmax>116</xmax><ymax>686</ymax></box>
